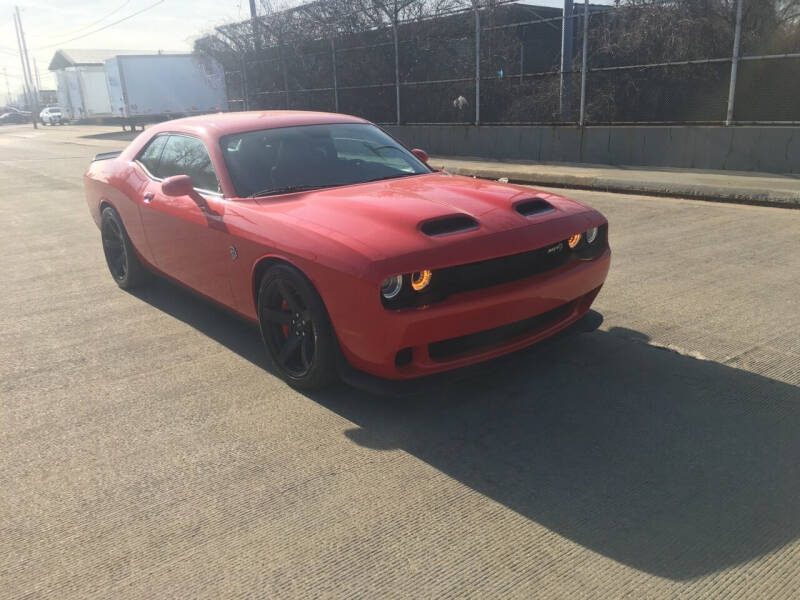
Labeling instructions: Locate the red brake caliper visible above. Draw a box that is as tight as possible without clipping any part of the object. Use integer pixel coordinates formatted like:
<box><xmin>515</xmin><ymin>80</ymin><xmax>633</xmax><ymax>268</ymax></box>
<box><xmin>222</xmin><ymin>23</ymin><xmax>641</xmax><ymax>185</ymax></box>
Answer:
<box><xmin>281</xmin><ymin>299</ymin><xmax>290</xmax><ymax>339</ymax></box>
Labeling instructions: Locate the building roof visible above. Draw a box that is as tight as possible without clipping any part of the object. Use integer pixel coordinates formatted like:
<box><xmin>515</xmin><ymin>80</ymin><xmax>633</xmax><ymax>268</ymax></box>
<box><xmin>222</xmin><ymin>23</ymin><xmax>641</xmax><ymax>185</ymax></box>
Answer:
<box><xmin>47</xmin><ymin>49</ymin><xmax>183</xmax><ymax>71</ymax></box>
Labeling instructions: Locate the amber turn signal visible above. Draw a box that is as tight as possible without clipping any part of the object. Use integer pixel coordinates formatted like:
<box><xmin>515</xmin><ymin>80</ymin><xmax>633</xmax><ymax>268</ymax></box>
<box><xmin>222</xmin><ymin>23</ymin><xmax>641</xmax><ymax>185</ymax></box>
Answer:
<box><xmin>567</xmin><ymin>233</ymin><xmax>582</xmax><ymax>249</ymax></box>
<box><xmin>411</xmin><ymin>270</ymin><xmax>433</xmax><ymax>291</ymax></box>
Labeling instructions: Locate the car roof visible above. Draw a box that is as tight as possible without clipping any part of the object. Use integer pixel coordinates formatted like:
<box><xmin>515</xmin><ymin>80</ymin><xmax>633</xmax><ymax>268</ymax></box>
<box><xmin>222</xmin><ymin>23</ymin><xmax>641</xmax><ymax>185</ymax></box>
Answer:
<box><xmin>148</xmin><ymin>110</ymin><xmax>371</xmax><ymax>139</ymax></box>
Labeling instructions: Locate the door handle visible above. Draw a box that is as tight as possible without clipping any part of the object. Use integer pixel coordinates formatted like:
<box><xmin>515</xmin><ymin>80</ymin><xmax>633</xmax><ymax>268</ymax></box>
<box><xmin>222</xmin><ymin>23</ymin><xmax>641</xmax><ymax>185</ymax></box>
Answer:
<box><xmin>143</xmin><ymin>192</ymin><xmax>154</xmax><ymax>204</ymax></box>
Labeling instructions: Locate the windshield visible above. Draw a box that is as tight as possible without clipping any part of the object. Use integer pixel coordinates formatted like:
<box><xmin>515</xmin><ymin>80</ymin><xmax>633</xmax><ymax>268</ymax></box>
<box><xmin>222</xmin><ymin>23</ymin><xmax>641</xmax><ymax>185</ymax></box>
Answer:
<box><xmin>220</xmin><ymin>123</ymin><xmax>431</xmax><ymax>198</ymax></box>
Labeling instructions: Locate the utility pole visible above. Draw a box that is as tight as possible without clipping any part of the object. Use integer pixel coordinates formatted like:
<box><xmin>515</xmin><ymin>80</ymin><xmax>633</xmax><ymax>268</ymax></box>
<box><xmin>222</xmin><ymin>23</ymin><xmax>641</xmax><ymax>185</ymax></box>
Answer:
<box><xmin>15</xmin><ymin>6</ymin><xmax>38</xmax><ymax>128</ymax></box>
<box><xmin>13</xmin><ymin>8</ymin><xmax>32</xmax><ymax>110</ymax></box>
<box><xmin>33</xmin><ymin>57</ymin><xmax>41</xmax><ymax>90</ymax></box>
<box><xmin>249</xmin><ymin>0</ymin><xmax>260</xmax><ymax>50</ymax></box>
<box><xmin>3</xmin><ymin>68</ymin><xmax>11</xmax><ymax>105</ymax></box>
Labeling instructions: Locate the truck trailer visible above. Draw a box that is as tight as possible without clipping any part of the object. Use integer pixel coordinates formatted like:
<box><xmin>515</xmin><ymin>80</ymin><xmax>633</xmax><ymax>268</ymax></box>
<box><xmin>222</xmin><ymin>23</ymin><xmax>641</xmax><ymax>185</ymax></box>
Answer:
<box><xmin>105</xmin><ymin>54</ymin><xmax>226</xmax><ymax>130</ymax></box>
<box><xmin>55</xmin><ymin>66</ymin><xmax>113</xmax><ymax>122</ymax></box>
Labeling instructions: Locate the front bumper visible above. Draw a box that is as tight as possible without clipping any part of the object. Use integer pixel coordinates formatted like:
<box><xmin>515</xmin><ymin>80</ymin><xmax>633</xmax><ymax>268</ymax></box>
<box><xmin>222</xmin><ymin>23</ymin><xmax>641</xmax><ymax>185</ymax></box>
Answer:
<box><xmin>336</xmin><ymin>247</ymin><xmax>611</xmax><ymax>380</ymax></box>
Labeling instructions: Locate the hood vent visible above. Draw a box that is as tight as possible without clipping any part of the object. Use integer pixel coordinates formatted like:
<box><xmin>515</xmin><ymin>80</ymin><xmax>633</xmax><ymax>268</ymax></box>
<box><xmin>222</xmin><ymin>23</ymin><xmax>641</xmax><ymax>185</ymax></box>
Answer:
<box><xmin>420</xmin><ymin>215</ymin><xmax>479</xmax><ymax>237</ymax></box>
<box><xmin>515</xmin><ymin>198</ymin><xmax>554</xmax><ymax>217</ymax></box>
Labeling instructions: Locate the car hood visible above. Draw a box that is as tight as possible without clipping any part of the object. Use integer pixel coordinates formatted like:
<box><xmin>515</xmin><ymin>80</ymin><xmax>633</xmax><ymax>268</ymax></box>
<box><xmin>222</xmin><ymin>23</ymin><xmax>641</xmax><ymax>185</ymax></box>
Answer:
<box><xmin>252</xmin><ymin>172</ymin><xmax>605</xmax><ymax>273</ymax></box>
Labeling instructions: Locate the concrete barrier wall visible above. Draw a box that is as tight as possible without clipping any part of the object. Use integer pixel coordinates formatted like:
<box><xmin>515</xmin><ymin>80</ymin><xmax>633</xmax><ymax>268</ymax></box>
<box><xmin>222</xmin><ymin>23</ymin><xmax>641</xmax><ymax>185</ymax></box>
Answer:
<box><xmin>384</xmin><ymin>125</ymin><xmax>800</xmax><ymax>175</ymax></box>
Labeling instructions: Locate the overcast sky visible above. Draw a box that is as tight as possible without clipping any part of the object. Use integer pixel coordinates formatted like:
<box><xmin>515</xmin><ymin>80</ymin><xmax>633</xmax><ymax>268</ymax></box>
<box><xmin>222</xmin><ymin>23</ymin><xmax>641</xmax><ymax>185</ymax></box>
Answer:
<box><xmin>1</xmin><ymin>0</ymin><xmax>583</xmax><ymax>104</ymax></box>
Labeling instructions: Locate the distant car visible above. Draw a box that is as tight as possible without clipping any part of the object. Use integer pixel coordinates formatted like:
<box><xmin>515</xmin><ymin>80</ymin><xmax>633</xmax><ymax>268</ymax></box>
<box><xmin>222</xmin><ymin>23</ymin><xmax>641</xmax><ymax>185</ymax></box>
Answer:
<box><xmin>83</xmin><ymin>111</ymin><xmax>610</xmax><ymax>391</ymax></box>
<box><xmin>40</xmin><ymin>107</ymin><xmax>64</xmax><ymax>125</ymax></box>
<box><xmin>0</xmin><ymin>112</ymin><xmax>29</xmax><ymax>125</ymax></box>
<box><xmin>4</xmin><ymin>106</ymin><xmax>30</xmax><ymax>115</ymax></box>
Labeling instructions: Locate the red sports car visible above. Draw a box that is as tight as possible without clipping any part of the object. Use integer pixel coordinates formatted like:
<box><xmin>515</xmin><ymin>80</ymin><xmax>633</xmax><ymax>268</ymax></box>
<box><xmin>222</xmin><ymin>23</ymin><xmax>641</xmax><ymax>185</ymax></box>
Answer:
<box><xmin>84</xmin><ymin>111</ymin><xmax>610</xmax><ymax>391</ymax></box>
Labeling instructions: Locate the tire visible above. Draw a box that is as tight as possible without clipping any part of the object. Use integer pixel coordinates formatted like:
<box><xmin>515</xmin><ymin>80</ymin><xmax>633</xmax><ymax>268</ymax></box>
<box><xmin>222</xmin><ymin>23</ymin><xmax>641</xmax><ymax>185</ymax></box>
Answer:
<box><xmin>100</xmin><ymin>206</ymin><xmax>149</xmax><ymax>290</ymax></box>
<box><xmin>258</xmin><ymin>264</ymin><xmax>338</xmax><ymax>391</ymax></box>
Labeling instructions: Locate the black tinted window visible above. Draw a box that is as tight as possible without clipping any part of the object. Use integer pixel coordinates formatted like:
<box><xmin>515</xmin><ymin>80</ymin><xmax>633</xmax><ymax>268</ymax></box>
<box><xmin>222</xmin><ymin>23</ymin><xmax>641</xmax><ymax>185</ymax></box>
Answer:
<box><xmin>157</xmin><ymin>135</ymin><xmax>220</xmax><ymax>193</ymax></box>
<box><xmin>137</xmin><ymin>135</ymin><xmax>168</xmax><ymax>176</ymax></box>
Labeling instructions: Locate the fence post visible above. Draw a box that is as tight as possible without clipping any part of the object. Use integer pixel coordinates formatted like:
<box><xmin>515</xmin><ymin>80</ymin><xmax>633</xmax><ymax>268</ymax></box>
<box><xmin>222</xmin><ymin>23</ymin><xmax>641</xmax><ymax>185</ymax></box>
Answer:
<box><xmin>241</xmin><ymin>57</ymin><xmax>249</xmax><ymax>110</ymax></box>
<box><xmin>393</xmin><ymin>18</ymin><xmax>400</xmax><ymax>125</ymax></box>
<box><xmin>725</xmin><ymin>0</ymin><xmax>744</xmax><ymax>126</ymax></box>
<box><xmin>560</xmin><ymin>0</ymin><xmax>574</xmax><ymax>120</ymax></box>
<box><xmin>331</xmin><ymin>35</ymin><xmax>339</xmax><ymax>113</ymax></box>
<box><xmin>280</xmin><ymin>38</ymin><xmax>290</xmax><ymax>109</ymax></box>
<box><xmin>474</xmin><ymin>1</ymin><xmax>480</xmax><ymax>125</ymax></box>
<box><xmin>578</xmin><ymin>0</ymin><xmax>589</xmax><ymax>126</ymax></box>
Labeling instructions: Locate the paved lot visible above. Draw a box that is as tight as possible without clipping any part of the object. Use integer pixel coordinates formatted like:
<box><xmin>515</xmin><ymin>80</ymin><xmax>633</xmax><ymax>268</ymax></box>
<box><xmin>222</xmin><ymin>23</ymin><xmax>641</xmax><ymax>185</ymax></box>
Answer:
<box><xmin>2</xmin><ymin>124</ymin><xmax>799</xmax><ymax>599</ymax></box>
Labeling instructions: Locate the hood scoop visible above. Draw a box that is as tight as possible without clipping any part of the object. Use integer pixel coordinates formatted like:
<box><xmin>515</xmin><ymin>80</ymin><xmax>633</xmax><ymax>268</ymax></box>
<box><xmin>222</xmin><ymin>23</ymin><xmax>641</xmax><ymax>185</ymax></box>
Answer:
<box><xmin>515</xmin><ymin>198</ymin><xmax>555</xmax><ymax>217</ymax></box>
<box><xmin>420</xmin><ymin>214</ymin><xmax>479</xmax><ymax>237</ymax></box>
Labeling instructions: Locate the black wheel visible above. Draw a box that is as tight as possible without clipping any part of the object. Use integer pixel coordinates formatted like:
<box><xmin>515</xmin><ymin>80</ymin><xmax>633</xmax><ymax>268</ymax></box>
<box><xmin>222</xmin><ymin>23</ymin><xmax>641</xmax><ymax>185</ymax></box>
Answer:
<box><xmin>258</xmin><ymin>264</ymin><xmax>338</xmax><ymax>390</ymax></box>
<box><xmin>100</xmin><ymin>207</ymin><xmax>149</xmax><ymax>289</ymax></box>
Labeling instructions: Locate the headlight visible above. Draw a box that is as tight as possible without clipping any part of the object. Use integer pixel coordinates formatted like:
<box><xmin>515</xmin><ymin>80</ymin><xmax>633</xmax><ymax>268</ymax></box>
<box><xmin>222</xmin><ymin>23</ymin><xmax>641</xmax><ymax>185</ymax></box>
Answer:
<box><xmin>410</xmin><ymin>270</ymin><xmax>432</xmax><ymax>292</ymax></box>
<box><xmin>567</xmin><ymin>233</ymin><xmax>582</xmax><ymax>249</ymax></box>
<box><xmin>380</xmin><ymin>275</ymin><xmax>403</xmax><ymax>299</ymax></box>
<box><xmin>585</xmin><ymin>227</ymin><xmax>599</xmax><ymax>244</ymax></box>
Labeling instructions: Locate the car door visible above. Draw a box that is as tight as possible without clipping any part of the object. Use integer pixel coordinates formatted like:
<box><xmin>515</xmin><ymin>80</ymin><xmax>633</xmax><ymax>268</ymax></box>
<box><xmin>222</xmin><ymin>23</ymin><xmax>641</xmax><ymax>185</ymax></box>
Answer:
<box><xmin>138</xmin><ymin>134</ymin><xmax>235</xmax><ymax>306</ymax></box>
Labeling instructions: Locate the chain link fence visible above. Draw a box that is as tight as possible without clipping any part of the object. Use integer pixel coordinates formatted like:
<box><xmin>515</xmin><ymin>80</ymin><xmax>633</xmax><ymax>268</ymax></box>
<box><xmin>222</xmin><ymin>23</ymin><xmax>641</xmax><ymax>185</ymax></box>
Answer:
<box><xmin>197</xmin><ymin>0</ymin><xmax>800</xmax><ymax>126</ymax></box>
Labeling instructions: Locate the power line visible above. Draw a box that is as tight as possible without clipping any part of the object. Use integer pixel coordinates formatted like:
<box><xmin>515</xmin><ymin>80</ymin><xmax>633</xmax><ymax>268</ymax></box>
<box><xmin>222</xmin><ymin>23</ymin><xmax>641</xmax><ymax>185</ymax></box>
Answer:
<box><xmin>28</xmin><ymin>0</ymin><xmax>133</xmax><ymax>39</ymax></box>
<box><xmin>34</xmin><ymin>0</ymin><xmax>165</xmax><ymax>50</ymax></box>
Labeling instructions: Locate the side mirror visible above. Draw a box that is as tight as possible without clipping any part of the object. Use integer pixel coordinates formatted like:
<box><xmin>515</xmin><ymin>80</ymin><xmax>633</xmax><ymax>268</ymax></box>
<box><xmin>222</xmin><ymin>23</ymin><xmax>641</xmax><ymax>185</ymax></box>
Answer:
<box><xmin>161</xmin><ymin>174</ymin><xmax>194</xmax><ymax>197</ymax></box>
<box><xmin>411</xmin><ymin>148</ymin><xmax>429</xmax><ymax>163</ymax></box>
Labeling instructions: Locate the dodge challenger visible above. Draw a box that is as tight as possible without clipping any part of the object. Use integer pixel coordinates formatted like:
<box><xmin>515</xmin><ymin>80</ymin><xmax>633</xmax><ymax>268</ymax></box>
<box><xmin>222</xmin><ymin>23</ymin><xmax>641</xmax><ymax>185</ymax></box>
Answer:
<box><xmin>84</xmin><ymin>111</ymin><xmax>610</xmax><ymax>391</ymax></box>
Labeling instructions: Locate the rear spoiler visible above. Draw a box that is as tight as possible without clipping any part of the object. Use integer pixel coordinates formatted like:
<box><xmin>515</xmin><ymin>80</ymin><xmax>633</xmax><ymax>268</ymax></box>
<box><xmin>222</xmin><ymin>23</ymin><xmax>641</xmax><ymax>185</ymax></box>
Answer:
<box><xmin>92</xmin><ymin>151</ymin><xmax>122</xmax><ymax>162</ymax></box>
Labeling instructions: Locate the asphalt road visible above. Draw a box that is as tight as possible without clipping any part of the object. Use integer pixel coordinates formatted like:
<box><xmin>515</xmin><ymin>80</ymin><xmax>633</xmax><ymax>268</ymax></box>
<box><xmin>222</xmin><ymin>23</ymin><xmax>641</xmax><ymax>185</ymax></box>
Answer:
<box><xmin>2</xmin><ymin>124</ymin><xmax>799</xmax><ymax>599</ymax></box>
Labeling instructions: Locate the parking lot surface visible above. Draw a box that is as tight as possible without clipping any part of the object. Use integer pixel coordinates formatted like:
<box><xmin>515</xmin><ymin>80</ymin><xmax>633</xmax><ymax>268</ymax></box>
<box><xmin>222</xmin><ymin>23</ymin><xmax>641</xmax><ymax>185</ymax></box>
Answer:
<box><xmin>2</xmin><ymin>124</ymin><xmax>799</xmax><ymax>599</ymax></box>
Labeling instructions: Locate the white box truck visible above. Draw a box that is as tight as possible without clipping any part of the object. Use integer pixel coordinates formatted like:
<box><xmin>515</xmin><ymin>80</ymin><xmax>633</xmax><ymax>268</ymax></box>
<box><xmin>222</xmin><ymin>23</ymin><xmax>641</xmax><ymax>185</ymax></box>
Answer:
<box><xmin>105</xmin><ymin>54</ymin><xmax>226</xmax><ymax>130</ymax></box>
<box><xmin>56</xmin><ymin>66</ymin><xmax>113</xmax><ymax>121</ymax></box>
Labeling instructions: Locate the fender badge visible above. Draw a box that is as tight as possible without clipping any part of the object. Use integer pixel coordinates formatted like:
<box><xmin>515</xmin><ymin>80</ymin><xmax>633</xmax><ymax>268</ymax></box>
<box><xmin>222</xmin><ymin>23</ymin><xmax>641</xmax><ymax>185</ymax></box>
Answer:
<box><xmin>229</xmin><ymin>245</ymin><xmax>238</xmax><ymax>260</ymax></box>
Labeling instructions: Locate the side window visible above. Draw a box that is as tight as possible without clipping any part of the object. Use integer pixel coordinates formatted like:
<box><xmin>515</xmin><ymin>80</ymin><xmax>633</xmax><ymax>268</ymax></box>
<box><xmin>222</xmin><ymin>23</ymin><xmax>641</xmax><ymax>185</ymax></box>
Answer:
<box><xmin>136</xmin><ymin>135</ymin><xmax>168</xmax><ymax>177</ymax></box>
<box><xmin>158</xmin><ymin>135</ymin><xmax>220</xmax><ymax>193</ymax></box>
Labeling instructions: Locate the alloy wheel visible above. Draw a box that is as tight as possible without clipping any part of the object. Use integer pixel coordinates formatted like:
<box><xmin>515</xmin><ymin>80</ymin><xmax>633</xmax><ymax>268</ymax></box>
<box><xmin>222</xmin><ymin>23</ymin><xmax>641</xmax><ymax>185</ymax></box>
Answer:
<box><xmin>102</xmin><ymin>218</ymin><xmax>127</xmax><ymax>281</ymax></box>
<box><xmin>261</xmin><ymin>278</ymin><xmax>317</xmax><ymax>378</ymax></box>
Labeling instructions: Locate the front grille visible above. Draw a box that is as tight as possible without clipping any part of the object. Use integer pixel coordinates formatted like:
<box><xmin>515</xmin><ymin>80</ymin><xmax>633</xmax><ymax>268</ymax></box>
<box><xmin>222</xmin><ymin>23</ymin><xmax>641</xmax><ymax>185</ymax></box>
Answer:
<box><xmin>383</xmin><ymin>224</ymin><xmax>607</xmax><ymax>309</ymax></box>
<box><xmin>429</xmin><ymin>302</ymin><xmax>574</xmax><ymax>361</ymax></box>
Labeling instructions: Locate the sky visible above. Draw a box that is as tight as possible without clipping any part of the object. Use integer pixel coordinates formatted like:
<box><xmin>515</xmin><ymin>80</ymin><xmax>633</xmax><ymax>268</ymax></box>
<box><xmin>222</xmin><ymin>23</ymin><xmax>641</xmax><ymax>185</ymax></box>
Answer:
<box><xmin>0</xmin><ymin>0</ymin><xmax>590</xmax><ymax>104</ymax></box>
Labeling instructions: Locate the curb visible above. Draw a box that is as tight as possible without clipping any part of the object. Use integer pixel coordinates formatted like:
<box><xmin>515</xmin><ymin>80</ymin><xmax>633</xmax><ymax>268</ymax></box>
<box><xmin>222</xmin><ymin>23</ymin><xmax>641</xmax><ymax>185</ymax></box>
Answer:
<box><xmin>431</xmin><ymin>162</ymin><xmax>800</xmax><ymax>210</ymax></box>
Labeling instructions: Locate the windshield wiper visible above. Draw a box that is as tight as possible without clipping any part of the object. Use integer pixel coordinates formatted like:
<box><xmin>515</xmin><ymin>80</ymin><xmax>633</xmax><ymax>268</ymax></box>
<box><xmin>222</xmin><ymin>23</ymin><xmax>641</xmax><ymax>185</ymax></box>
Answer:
<box><xmin>363</xmin><ymin>172</ymin><xmax>419</xmax><ymax>184</ymax></box>
<box><xmin>247</xmin><ymin>184</ymin><xmax>325</xmax><ymax>198</ymax></box>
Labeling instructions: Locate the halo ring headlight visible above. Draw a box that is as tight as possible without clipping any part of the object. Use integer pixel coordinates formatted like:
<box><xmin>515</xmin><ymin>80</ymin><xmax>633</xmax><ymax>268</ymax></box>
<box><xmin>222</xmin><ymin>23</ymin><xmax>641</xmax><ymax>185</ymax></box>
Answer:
<box><xmin>567</xmin><ymin>233</ymin><xmax>582</xmax><ymax>249</ymax></box>
<box><xmin>411</xmin><ymin>270</ymin><xmax>433</xmax><ymax>292</ymax></box>
<box><xmin>381</xmin><ymin>275</ymin><xmax>404</xmax><ymax>300</ymax></box>
<box><xmin>585</xmin><ymin>227</ymin><xmax>599</xmax><ymax>244</ymax></box>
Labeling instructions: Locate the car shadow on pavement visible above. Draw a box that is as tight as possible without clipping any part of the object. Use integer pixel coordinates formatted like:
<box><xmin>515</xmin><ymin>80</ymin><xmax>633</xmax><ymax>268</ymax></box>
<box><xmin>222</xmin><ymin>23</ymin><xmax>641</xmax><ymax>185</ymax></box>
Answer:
<box><xmin>131</xmin><ymin>275</ymin><xmax>800</xmax><ymax>582</ymax></box>
<box><xmin>78</xmin><ymin>130</ymin><xmax>140</xmax><ymax>142</ymax></box>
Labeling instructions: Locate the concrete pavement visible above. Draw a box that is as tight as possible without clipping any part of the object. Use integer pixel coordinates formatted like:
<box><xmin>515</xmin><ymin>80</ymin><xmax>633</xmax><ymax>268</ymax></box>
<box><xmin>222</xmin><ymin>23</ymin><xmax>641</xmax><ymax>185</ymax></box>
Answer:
<box><xmin>2</xmin><ymin>124</ymin><xmax>800</xmax><ymax>599</ymax></box>
<box><xmin>431</xmin><ymin>156</ymin><xmax>800</xmax><ymax>208</ymax></box>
